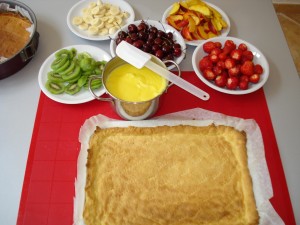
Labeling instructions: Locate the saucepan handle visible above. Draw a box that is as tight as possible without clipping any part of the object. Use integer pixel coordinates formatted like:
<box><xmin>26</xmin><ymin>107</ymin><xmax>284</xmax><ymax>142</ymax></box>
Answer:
<box><xmin>163</xmin><ymin>60</ymin><xmax>182</xmax><ymax>89</ymax></box>
<box><xmin>88</xmin><ymin>75</ymin><xmax>113</xmax><ymax>102</ymax></box>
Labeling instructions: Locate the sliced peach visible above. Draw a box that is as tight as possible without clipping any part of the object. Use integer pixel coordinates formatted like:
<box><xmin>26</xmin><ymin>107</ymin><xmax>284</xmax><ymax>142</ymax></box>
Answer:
<box><xmin>166</xmin><ymin>16</ymin><xmax>182</xmax><ymax>30</ymax></box>
<box><xmin>208</xmin><ymin>31</ymin><xmax>218</xmax><ymax>38</ymax></box>
<box><xmin>177</xmin><ymin>19</ymin><xmax>189</xmax><ymax>28</ymax></box>
<box><xmin>181</xmin><ymin>25</ymin><xmax>193</xmax><ymax>41</ymax></box>
<box><xmin>169</xmin><ymin>2</ymin><xmax>180</xmax><ymax>15</ymax></box>
<box><xmin>187</xmin><ymin>16</ymin><xmax>196</xmax><ymax>32</ymax></box>
<box><xmin>191</xmin><ymin>29</ymin><xmax>203</xmax><ymax>40</ymax></box>
<box><xmin>189</xmin><ymin>5</ymin><xmax>211</xmax><ymax>16</ymax></box>
<box><xmin>208</xmin><ymin>20</ymin><xmax>218</xmax><ymax>35</ymax></box>
<box><xmin>197</xmin><ymin>25</ymin><xmax>209</xmax><ymax>39</ymax></box>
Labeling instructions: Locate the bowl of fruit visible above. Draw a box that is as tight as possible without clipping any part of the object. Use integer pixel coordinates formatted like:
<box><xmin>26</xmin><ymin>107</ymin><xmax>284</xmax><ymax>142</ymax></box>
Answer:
<box><xmin>109</xmin><ymin>20</ymin><xmax>186</xmax><ymax>69</ymax></box>
<box><xmin>192</xmin><ymin>37</ymin><xmax>269</xmax><ymax>95</ymax></box>
<box><xmin>162</xmin><ymin>0</ymin><xmax>230</xmax><ymax>46</ymax></box>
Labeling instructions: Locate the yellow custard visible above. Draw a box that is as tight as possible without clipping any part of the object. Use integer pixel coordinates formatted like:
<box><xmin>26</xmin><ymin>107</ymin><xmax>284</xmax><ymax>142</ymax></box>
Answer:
<box><xmin>105</xmin><ymin>64</ymin><xmax>167</xmax><ymax>102</ymax></box>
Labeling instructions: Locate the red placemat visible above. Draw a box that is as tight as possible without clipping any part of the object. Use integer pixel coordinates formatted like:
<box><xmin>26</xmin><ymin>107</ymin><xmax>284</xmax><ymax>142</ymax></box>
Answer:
<box><xmin>17</xmin><ymin>71</ymin><xmax>296</xmax><ymax>225</ymax></box>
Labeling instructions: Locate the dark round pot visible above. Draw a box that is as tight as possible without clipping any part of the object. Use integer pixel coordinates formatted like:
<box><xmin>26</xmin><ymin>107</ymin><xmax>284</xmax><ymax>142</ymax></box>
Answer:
<box><xmin>0</xmin><ymin>0</ymin><xmax>39</xmax><ymax>80</ymax></box>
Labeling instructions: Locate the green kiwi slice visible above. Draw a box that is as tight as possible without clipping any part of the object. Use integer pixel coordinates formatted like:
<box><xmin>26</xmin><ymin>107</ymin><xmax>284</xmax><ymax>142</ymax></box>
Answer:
<box><xmin>45</xmin><ymin>80</ymin><xmax>65</xmax><ymax>94</ymax></box>
<box><xmin>59</xmin><ymin>60</ymin><xmax>76</xmax><ymax>76</ymax></box>
<box><xmin>51</xmin><ymin>55</ymin><xmax>68</xmax><ymax>71</ymax></box>
<box><xmin>65</xmin><ymin>83</ymin><xmax>81</xmax><ymax>95</ymax></box>
<box><xmin>62</xmin><ymin>65</ymin><xmax>81</xmax><ymax>82</ymax></box>
<box><xmin>47</xmin><ymin>71</ymin><xmax>64</xmax><ymax>83</ymax></box>
<box><xmin>54</xmin><ymin>59</ymin><xmax>70</xmax><ymax>73</ymax></box>
<box><xmin>77</xmin><ymin>75</ymin><xmax>88</xmax><ymax>87</ymax></box>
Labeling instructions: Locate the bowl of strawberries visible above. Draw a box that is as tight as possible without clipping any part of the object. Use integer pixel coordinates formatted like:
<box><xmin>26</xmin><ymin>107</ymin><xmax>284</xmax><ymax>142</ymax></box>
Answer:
<box><xmin>192</xmin><ymin>36</ymin><xmax>269</xmax><ymax>95</ymax></box>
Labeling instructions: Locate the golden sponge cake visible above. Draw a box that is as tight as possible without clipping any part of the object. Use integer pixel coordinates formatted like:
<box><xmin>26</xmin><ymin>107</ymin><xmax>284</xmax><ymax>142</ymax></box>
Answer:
<box><xmin>84</xmin><ymin>124</ymin><xmax>259</xmax><ymax>225</ymax></box>
<box><xmin>0</xmin><ymin>11</ymin><xmax>32</xmax><ymax>58</ymax></box>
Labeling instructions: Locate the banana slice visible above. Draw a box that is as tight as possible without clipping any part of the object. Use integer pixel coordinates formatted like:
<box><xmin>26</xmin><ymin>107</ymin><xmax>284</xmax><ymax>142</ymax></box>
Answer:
<box><xmin>83</xmin><ymin>15</ymin><xmax>93</xmax><ymax>24</ymax></box>
<box><xmin>101</xmin><ymin>16</ymin><xmax>109</xmax><ymax>22</ymax></box>
<box><xmin>105</xmin><ymin>22</ymin><xmax>114</xmax><ymax>29</ymax></box>
<box><xmin>91</xmin><ymin>17</ymin><xmax>101</xmax><ymax>26</ymax></box>
<box><xmin>97</xmin><ymin>0</ymin><xmax>103</xmax><ymax>6</ymax></box>
<box><xmin>121</xmin><ymin>11</ymin><xmax>130</xmax><ymax>19</ymax></box>
<box><xmin>97</xmin><ymin>20</ymin><xmax>104</xmax><ymax>29</ymax></box>
<box><xmin>78</xmin><ymin>23</ymin><xmax>89</xmax><ymax>30</ymax></box>
<box><xmin>89</xmin><ymin>2</ymin><xmax>97</xmax><ymax>8</ymax></box>
<box><xmin>107</xmin><ymin>16</ymin><xmax>115</xmax><ymax>24</ymax></box>
<box><xmin>88</xmin><ymin>26</ymin><xmax>99</xmax><ymax>35</ymax></box>
<box><xmin>91</xmin><ymin>6</ymin><xmax>100</xmax><ymax>15</ymax></box>
<box><xmin>72</xmin><ymin>16</ymin><xmax>83</xmax><ymax>25</ymax></box>
<box><xmin>81</xmin><ymin>8</ymin><xmax>91</xmax><ymax>15</ymax></box>
<box><xmin>114</xmin><ymin>16</ymin><xmax>123</xmax><ymax>25</ymax></box>
<box><xmin>108</xmin><ymin>26</ymin><xmax>118</xmax><ymax>35</ymax></box>
<box><xmin>109</xmin><ymin>6</ymin><xmax>120</xmax><ymax>15</ymax></box>
<box><xmin>98</xmin><ymin>27</ymin><xmax>108</xmax><ymax>35</ymax></box>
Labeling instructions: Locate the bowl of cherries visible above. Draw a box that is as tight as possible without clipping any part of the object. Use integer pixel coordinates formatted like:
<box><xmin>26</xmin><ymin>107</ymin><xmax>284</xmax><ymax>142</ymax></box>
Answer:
<box><xmin>192</xmin><ymin>36</ymin><xmax>269</xmax><ymax>95</ymax></box>
<box><xmin>110</xmin><ymin>20</ymin><xmax>186</xmax><ymax>69</ymax></box>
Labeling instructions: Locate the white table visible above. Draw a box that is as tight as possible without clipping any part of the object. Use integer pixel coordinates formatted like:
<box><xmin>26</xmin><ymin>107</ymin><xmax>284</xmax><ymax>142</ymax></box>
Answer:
<box><xmin>0</xmin><ymin>0</ymin><xmax>299</xmax><ymax>224</ymax></box>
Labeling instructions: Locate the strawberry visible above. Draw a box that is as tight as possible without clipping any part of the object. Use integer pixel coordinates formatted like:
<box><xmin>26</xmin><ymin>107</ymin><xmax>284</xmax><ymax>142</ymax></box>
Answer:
<box><xmin>239</xmin><ymin>80</ymin><xmax>249</xmax><ymax>90</ymax></box>
<box><xmin>224</xmin><ymin>58</ymin><xmax>236</xmax><ymax>70</ymax></box>
<box><xmin>210</xmin><ymin>48</ymin><xmax>222</xmax><ymax>56</ymax></box>
<box><xmin>226</xmin><ymin>77</ymin><xmax>239</xmax><ymax>89</ymax></box>
<box><xmin>209</xmin><ymin>54</ymin><xmax>219</xmax><ymax>63</ymax></box>
<box><xmin>203</xmin><ymin>68</ymin><xmax>216</xmax><ymax>80</ymax></box>
<box><xmin>215</xmin><ymin>74</ymin><xmax>227</xmax><ymax>87</ymax></box>
<box><xmin>230</xmin><ymin>49</ymin><xmax>243</xmax><ymax>61</ymax></box>
<box><xmin>254</xmin><ymin>64</ymin><xmax>264</xmax><ymax>74</ymax></box>
<box><xmin>240</xmin><ymin>75</ymin><xmax>250</xmax><ymax>83</ymax></box>
<box><xmin>199</xmin><ymin>56</ymin><xmax>213</xmax><ymax>72</ymax></box>
<box><xmin>203</xmin><ymin>41</ymin><xmax>216</xmax><ymax>53</ymax></box>
<box><xmin>213</xmin><ymin>66</ymin><xmax>223</xmax><ymax>76</ymax></box>
<box><xmin>242</xmin><ymin>50</ymin><xmax>254</xmax><ymax>61</ymax></box>
<box><xmin>249</xmin><ymin>74</ymin><xmax>260</xmax><ymax>83</ymax></box>
<box><xmin>240</xmin><ymin>60</ymin><xmax>254</xmax><ymax>76</ymax></box>
<box><xmin>238</xmin><ymin>43</ymin><xmax>248</xmax><ymax>51</ymax></box>
<box><xmin>216</xmin><ymin>60</ymin><xmax>225</xmax><ymax>69</ymax></box>
<box><xmin>218</xmin><ymin>52</ymin><xmax>228</xmax><ymax>61</ymax></box>
<box><xmin>228</xmin><ymin>66</ymin><xmax>240</xmax><ymax>77</ymax></box>
<box><xmin>224</xmin><ymin>40</ymin><xmax>236</xmax><ymax>51</ymax></box>
<box><xmin>214</xmin><ymin>42</ymin><xmax>222</xmax><ymax>49</ymax></box>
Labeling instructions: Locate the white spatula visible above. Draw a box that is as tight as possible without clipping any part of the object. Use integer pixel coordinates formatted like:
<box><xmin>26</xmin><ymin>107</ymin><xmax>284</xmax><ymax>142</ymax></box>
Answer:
<box><xmin>116</xmin><ymin>41</ymin><xmax>210</xmax><ymax>101</ymax></box>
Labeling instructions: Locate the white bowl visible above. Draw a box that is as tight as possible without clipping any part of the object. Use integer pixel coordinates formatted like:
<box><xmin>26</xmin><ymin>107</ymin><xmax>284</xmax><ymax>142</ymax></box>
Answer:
<box><xmin>67</xmin><ymin>0</ymin><xmax>135</xmax><ymax>41</ymax></box>
<box><xmin>162</xmin><ymin>1</ymin><xmax>230</xmax><ymax>46</ymax></box>
<box><xmin>109</xmin><ymin>20</ymin><xmax>186</xmax><ymax>69</ymax></box>
<box><xmin>192</xmin><ymin>37</ymin><xmax>269</xmax><ymax>95</ymax></box>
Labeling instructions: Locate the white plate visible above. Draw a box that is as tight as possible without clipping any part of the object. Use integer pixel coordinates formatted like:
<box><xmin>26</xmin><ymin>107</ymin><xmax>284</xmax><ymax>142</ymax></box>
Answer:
<box><xmin>109</xmin><ymin>20</ymin><xmax>186</xmax><ymax>69</ymax></box>
<box><xmin>192</xmin><ymin>37</ymin><xmax>269</xmax><ymax>95</ymax></box>
<box><xmin>67</xmin><ymin>0</ymin><xmax>135</xmax><ymax>41</ymax></box>
<box><xmin>162</xmin><ymin>2</ymin><xmax>230</xmax><ymax>46</ymax></box>
<box><xmin>38</xmin><ymin>45</ymin><xmax>112</xmax><ymax>104</ymax></box>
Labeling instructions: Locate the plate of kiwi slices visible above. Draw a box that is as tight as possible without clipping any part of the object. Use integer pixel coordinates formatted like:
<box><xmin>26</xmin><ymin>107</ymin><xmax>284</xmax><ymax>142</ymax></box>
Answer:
<box><xmin>38</xmin><ymin>45</ymin><xmax>112</xmax><ymax>104</ymax></box>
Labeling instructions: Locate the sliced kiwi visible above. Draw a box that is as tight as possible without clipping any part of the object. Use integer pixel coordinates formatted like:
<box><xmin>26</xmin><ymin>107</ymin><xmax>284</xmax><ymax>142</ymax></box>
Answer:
<box><xmin>84</xmin><ymin>78</ymin><xmax>102</xmax><ymax>90</ymax></box>
<box><xmin>54</xmin><ymin>59</ymin><xmax>70</xmax><ymax>73</ymax></box>
<box><xmin>62</xmin><ymin>65</ymin><xmax>81</xmax><ymax>82</ymax></box>
<box><xmin>59</xmin><ymin>59</ymin><xmax>76</xmax><ymax>76</ymax></box>
<box><xmin>77</xmin><ymin>75</ymin><xmax>88</xmax><ymax>87</ymax></box>
<box><xmin>51</xmin><ymin>55</ymin><xmax>68</xmax><ymax>71</ymax></box>
<box><xmin>47</xmin><ymin>71</ymin><xmax>64</xmax><ymax>83</ymax></box>
<box><xmin>45</xmin><ymin>80</ymin><xmax>65</xmax><ymax>94</ymax></box>
<box><xmin>65</xmin><ymin>83</ymin><xmax>81</xmax><ymax>95</ymax></box>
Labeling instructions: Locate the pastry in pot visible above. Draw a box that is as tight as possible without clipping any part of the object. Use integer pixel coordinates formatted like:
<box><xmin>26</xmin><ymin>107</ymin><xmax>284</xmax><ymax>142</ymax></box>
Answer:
<box><xmin>0</xmin><ymin>11</ymin><xmax>32</xmax><ymax>59</ymax></box>
<box><xmin>84</xmin><ymin>124</ymin><xmax>259</xmax><ymax>225</ymax></box>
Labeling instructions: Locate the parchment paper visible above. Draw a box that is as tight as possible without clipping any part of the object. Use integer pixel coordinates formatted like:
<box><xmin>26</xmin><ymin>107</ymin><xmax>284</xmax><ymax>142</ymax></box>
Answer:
<box><xmin>73</xmin><ymin>108</ymin><xmax>284</xmax><ymax>225</ymax></box>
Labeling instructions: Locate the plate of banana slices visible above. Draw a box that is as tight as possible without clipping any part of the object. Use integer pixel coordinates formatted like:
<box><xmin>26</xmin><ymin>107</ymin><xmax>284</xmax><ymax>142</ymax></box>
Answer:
<box><xmin>67</xmin><ymin>0</ymin><xmax>135</xmax><ymax>41</ymax></box>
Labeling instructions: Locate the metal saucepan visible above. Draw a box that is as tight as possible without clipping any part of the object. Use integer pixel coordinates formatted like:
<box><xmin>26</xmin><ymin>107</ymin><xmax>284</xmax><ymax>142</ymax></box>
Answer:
<box><xmin>89</xmin><ymin>56</ymin><xmax>181</xmax><ymax>120</ymax></box>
